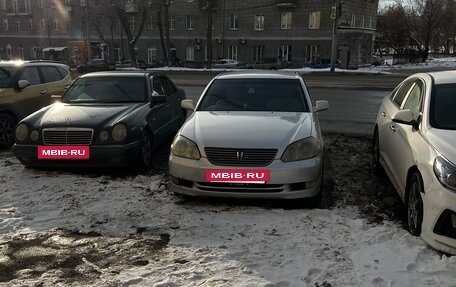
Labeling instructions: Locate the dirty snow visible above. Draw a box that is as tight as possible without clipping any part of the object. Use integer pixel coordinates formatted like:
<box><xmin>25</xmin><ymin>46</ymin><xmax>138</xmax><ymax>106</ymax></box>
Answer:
<box><xmin>0</xmin><ymin>134</ymin><xmax>455</xmax><ymax>287</ymax></box>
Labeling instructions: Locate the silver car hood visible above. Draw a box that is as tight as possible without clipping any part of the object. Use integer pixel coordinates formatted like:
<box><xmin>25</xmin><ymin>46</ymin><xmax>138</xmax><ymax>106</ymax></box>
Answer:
<box><xmin>426</xmin><ymin>128</ymin><xmax>456</xmax><ymax>164</ymax></box>
<box><xmin>181</xmin><ymin>111</ymin><xmax>314</xmax><ymax>156</ymax></box>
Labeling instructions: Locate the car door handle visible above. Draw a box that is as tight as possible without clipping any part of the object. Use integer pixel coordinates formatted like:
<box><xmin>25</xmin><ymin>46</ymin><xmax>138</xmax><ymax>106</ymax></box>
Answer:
<box><xmin>390</xmin><ymin>124</ymin><xmax>397</xmax><ymax>132</ymax></box>
<box><xmin>381</xmin><ymin>111</ymin><xmax>386</xmax><ymax>117</ymax></box>
<box><xmin>40</xmin><ymin>90</ymin><xmax>47</xmax><ymax>94</ymax></box>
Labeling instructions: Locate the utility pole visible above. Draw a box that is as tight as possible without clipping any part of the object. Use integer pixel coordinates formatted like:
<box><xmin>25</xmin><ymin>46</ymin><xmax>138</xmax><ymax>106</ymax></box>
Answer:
<box><xmin>330</xmin><ymin>1</ymin><xmax>338</xmax><ymax>72</ymax></box>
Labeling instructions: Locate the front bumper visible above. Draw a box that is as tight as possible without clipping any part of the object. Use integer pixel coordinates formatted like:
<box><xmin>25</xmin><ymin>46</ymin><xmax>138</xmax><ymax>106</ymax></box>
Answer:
<box><xmin>421</xmin><ymin>182</ymin><xmax>456</xmax><ymax>255</ymax></box>
<box><xmin>12</xmin><ymin>141</ymin><xmax>141</xmax><ymax>168</ymax></box>
<box><xmin>169</xmin><ymin>154</ymin><xmax>323</xmax><ymax>199</ymax></box>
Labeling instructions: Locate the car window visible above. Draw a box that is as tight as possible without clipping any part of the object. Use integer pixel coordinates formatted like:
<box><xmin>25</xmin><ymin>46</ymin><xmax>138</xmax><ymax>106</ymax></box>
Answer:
<box><xmin>160</xmin><ymin>77</ymin><xmax>177</xmax><ymax>95</ymax></box>
<box><xmin>402</xmin><ymin>81</ymin><xmax>423</xmax><ymax>120</ymax></box>
<box><xmin>63</xmin><ymin>76</ymin><xmax>147</xmax><ymax>103</ymax></box>
<box><xmin>392</xmin><ymin>81</ymin><xmax>414</xmax><ymax>107</ymax></box>
<box><xmin>56</xmin><ymin>66</ymin><xmax>70</xmax><ymax>79</ymax></box>
<box><xmin>19</xmin><ymin>67</ymin><xmax>41</xmax><ymax>86</ymax></box>
<box><xmin>40</xmin><ymin>66</ymin><xmax>62</xmax><ymax>83</ymax></box>
<box><xmin>197</xmin><ymin>78</ymin><xmax>309</xmax><ymax>112</ymax></box>
<box><xmin>430</xmin><ymin>83</ymin><xmax>456</xmax><ymax>130</ymax></box>
<box><xmin>152</xmin><ymin>77</ymin><xmax>165</xmax><ymax>95</ymax></box>
<box><xmin>0</xmin><ymin>66</ymin><xmax>16</xmax><ymax>88</ymax></box>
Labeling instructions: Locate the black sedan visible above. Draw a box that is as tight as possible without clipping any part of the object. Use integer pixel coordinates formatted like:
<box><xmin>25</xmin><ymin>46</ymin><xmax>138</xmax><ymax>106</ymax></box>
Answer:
<box><xmin>12</xmin><ymin>71</ymin><xmax>186</xmax><ymax>168</ymax></box>
<box><xmin>76</xmin><ymin>59</ymin><xmax>116</xmax><ymax>74</ymax></box>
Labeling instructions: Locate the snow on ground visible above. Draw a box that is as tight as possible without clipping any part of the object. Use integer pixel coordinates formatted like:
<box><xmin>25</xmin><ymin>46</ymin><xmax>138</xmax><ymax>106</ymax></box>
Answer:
<box><xmin>0</xmin><ymin>134</ymin><xmax>455</xmax><ymax>287</ymax></box>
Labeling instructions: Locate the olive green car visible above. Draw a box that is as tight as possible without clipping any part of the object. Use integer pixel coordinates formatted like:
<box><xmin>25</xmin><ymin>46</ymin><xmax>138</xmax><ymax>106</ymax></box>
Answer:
<box><xmin>0</xmin><ymin>61</ymin><xmax>72</xmax><ymax>147</ymax></box>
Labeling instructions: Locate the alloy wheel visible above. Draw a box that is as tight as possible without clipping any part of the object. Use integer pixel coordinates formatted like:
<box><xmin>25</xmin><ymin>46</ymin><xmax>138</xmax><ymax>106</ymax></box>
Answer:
<box><xmin>140</xmin><ymin>132</ymin><xmax>153</xmax><ymax>168</ymax></box>
<box><xmin>0</xmin><ymin>114</ymin><xmax>16</xmax><ymax>148</ymax></box>
<box><xmin>407</xmin><ymin>173</ymin><xmax>424</xmax><ymax>236</ymax></box>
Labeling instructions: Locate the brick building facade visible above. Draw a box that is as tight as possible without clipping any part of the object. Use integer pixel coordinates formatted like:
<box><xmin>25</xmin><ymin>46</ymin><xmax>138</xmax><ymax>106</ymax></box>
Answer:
<box><xmin>0</xmin><ymin>0</ymin><xmax>379</xmax><ymax>68</ymax></box>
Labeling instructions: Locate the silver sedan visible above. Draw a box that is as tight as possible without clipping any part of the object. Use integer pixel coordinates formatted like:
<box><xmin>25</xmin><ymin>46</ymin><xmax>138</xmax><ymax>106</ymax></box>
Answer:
<box><xmin>169</xmin><ymin>71</ymin><xmax>329</xmax><ymax>205</ymax></box>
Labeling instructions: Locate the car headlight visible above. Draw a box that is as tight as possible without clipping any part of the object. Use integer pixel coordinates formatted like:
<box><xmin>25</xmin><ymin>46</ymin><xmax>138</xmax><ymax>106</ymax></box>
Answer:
<box><xmin>112</xmin><ymin>124</ymin><xmax>127</xmax><ymax>142</ymax></box>
<box><xmin>171</xmin><ymin>135</ymin><xmax>201</xmax><ymax>160</ymax></box>
<box><xmin>281</xmin><ymin>137</ymin><xmax>321</xmax><ymax>162</ymax></box>
<box><xmin>434</xmin><ymin>156</ymin><xmax>456</xmax><ymax>192</ymax></box>
<box><xmin>30</xmin><ymin>130</ymin><xmax>39</xmax><ymax>141</ymax></box>
<box><xmin>15</xmin><ymin>124</ymin><xmax>28</xmax><ymax>142</ymax></box>
<box><xmin>98</xmin><ymin>130</ymin><xmax>109</xmax><ymax>142</ymax></box>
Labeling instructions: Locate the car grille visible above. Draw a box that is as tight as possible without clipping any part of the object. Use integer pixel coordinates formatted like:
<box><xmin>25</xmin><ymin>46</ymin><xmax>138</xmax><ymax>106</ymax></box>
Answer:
<box><xmin>197</xmin><ymin>182</ymin><xmax>285</xmax><ymax>193</ymax></box>
<box><xmin>204</xmin><ymin>147</ymin><xmax>277</xmax><ymax>167</ymax></box>
<box><xmin>42</xmin><ymin>128</ymin><xmax>93</xmax><ymax>145</ymax></box>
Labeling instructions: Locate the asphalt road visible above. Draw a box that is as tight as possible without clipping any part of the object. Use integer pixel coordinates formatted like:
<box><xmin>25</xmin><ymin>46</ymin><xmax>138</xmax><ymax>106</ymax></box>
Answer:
<box><xmin>183</xmin><ymin>86</ymin><xmax>389</xmax><ymax>136</ymax></box>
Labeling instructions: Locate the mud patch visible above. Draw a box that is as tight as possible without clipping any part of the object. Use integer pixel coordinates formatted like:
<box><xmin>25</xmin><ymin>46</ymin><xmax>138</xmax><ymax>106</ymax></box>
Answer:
<box><xmin>0</xmin><ymin>230</ymin><xmax>170</xmax><ymax>285</ymax></box>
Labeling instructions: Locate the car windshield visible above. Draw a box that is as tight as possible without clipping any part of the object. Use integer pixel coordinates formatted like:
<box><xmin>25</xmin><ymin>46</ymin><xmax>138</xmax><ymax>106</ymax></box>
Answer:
<box><xmin>430</xmin><ymin>84</ymin><xmax>456</xmax><ymax>130</ymax></box>
<box><xmin>63</xmin><ymin>76</ymin><xmax>147</xmax><ymax>103</ymax></box>
<box><xmin>197</xmin><ymin>78</ymin><xmax>309</xmax><ymax>112</ymax></box>
<box><xmin>0</xmin><ymin>66</ymin><xmax>17</xmax><ymax>88</ymax></box>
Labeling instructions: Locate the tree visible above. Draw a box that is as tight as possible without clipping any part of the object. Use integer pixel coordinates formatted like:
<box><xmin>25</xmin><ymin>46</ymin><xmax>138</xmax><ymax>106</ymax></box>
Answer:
<box><xmin>89</xmin><ymin>2</ymin><xmax>117</xmax><ymax>62</ymax></box>
<box><xmin>376</xmin><ymin>5</ymin><xmax>410</xmax><ymax>54</ymax></box>
<box><xmin>200</xmin><ymin>0</ymin><xmax>217</xmax><ymax>68</ymax></box>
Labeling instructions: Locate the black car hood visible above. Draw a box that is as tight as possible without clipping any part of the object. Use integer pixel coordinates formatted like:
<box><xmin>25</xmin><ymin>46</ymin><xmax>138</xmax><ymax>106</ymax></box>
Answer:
<box><xmin>39</xmin><ymin>102</ymin><xmax>144</xmax><ymax>127</ymax></box>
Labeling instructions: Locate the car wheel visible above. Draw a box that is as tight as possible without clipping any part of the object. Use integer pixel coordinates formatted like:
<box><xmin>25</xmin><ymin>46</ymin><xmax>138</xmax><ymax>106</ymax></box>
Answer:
<box><xmin>406</xmin><ymin>172</ymin><xmax>424</xmax><ymax>236</ymax></box>
<box><xmin>139</xmin><ymin>130</ymin><xmax>153</xmax><ymax>168</ymax></box>
<box><xmin>0</xmin><ymin>113</ymin><xmax>16</xmax><ymax>148</ymax></box>
<box><xmin>372</xmin><ymin>129</ymin><xmax>383</xmax><ymax>174</ymax></box>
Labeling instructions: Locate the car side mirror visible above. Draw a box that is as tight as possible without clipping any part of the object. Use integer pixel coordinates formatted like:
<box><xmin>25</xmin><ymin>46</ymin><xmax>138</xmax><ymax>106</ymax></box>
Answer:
<box><xmin>181</xmin><ymin>99</ymin><xmax>194</xmax><ymax>111</ymax></box>
<box><xmin>392</xmin><ymin>109</ymin><xmax>419</xmax><ymax>127</ymax></box>
<box><xmin>16</xmin><ymin>80</ymin><xmax>30</xmax><ymax>90</ymax></box>
<box><xmin>150</xmin><ymin>91</ymin><xmax>167</xmax><ymax>107</ymax></box>
<box><xmin>314</xmin><ymin>100</ymin><xmax>329</xmax><ymax>112</ymax></box>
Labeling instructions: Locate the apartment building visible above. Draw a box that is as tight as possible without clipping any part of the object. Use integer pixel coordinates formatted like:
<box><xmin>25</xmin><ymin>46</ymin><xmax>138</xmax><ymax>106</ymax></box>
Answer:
<box><xmin>0</xmin><ymin>0</ymin><xmax>379</xmax><ymax>67</ymax></box>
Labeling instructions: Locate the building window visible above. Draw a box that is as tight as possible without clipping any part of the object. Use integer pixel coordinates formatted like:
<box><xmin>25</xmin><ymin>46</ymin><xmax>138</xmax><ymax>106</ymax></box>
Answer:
<box><xmin>169</xmin><ymin>15</ymin><xmax>175</xmax><ymax>30</ymax></box>
<box><xmin>366</xmin><ymin>16</ymin><xmax>372</xmax><ymax>29</ymax></box>
<box><xmin>186</xmin><ymin>15</ymin><xmax>193</xmax><ymax>30</ymax></box>
<box><xmin>186</xmin><ymin>46</ymin><xmax>194</xmax><ymax>61</ymax></box>
<box><xmin>6</xmin><ymin>44</ymin><xmax>12</xmax><ymax>60</ymax></box>
<box><xmin>281</xmin><ymin>12</ymin><xmax>292</xmax><ymax>29</ymax></box>
<box><xmin>16</xmin><ymin>20</ymin><xmax>20</xmax><ymax>31</ymax></box>
<box><xmin>147</xmin><ymin>16</ymin><xmax>153</xmax><ymax>30</ymax></box>
<box><xmin>254</xmin><ymin>14</ymin><xmax>264</xmax><ymax>31</ymax></box>
<box><xmin>12</xmin><ymin>0</ymin><xmax>18</xmax><ymax>14</ymax></box>
<box><xmin>229</xmin><ymin>14</ymin><xmax>238</xmax><ymax>30</ymax></box>
<box><xmin>253</xmin><ymin>45</ymin><xmax>264</xmax><ymax>62</ymax></box>
<box><xmin>18</xmin><ymin>46</ymin><xmax>24</xmax><ymax>59</ymax></box>
<box><xmin>38</xmin><ymin>0</ymin><xmax>43</xmax><ymax>8</ymax></box>
<box><xmin>66</xmin><ymin>18</ymin><xmax>71</xmax><ymax>31</ymax></box>
<box><xmin>65</xmin><ymin>0</ymin><xmax>71</xmax><ymax>5</ymax></box>
<box><xmin>309</xmin><ymin>11</ymin><xmax>320</xmax><ymax>29</ymax></box>
<box><xmin>31</xmin><ymin>47</ymin><xmax>42</xmax><ymax>60</ymax></box>
<box><xmin>0</xmin><ymin>0</ymin><xmax>6</xmax><ymax>10</ymax></box>
<box><xmin>352</xmin><ymin>14</ymin><xmax>364</xmax><ymax>28</ymax></box>
<box><xmin>129</xmin><ymin>16</ymin><xmax>136</xmax><ymax>31</ymax></box>
<box><xmin>305</xmin><ymin>45</ymin><xmax>318</xmax><ymax>63</ymax></box>
<box><xmin>53</xmin><ymin>18</ymin><xmax>59</xmax><ymax>30</ymax></box>
<box><xmin>228</xmin><ymin>45</ymin><xmax>238</xmax><ymax>60</ymax></box>
<box><xmin>278</xmin><ymin>45</ymin><xmax>292</xmax><ymax>62</ymax></box>
<box><xmin>114</xmin><ymin>47</ymin><xmax>121</xmax><ymax>62</ymax></box>
<box><xmin>28</xmin><ymin>18</ymin><xmax>32</xmax><ymax>30</ymax></box>
<box><xmin>147</xmin><ymin>47</ymin><xmax>157</xmax><ymax>63</ymax></box>
<box><xmin>81</xmin><ymin>0</ymin><xmax>86</xmax><ymax>7</ymax></box>
<box><xmin>40</xmin><ymin>18</ymin><xmax>46</xmax><ymax>30</ymax></box>
<box><xmin>3</xmin><ymin>19</ymin><xmax>8</xmax><ymax>31</ymax></box>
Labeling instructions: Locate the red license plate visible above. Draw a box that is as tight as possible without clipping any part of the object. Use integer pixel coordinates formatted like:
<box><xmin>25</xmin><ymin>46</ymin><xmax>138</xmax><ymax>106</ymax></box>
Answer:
<box><xmin>205</xmin><ymin>169</ymin><xmax>270</xmax><ymax>183</ymax></box>
<box><xmin>38</xmin><ymin>146</ymin><xmax>90</xmax><ymax>160</ymax></box>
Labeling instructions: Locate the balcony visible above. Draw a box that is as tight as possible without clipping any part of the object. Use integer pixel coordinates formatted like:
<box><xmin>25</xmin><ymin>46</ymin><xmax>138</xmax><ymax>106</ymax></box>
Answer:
<box><xmin>275</xmin><ymin>0</ymin><xmax>297</xmax><ymax>8</ymax></box>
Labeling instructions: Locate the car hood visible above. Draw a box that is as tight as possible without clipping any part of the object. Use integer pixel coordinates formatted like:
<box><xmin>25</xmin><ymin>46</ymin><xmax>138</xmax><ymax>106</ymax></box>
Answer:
<box><xmin>426</xmin><ymin>128</ymin><xmax>456</xmax><ymax>164</ymax></box>
<box><xmin>180</xmin><ymin>111</ymin><xmax>314</xmax><ymax>156</ymax></box>
<box><xmin>38</xmin><ymin>102</ymin><xmax>143</xmax><ymax>127</ymax></box>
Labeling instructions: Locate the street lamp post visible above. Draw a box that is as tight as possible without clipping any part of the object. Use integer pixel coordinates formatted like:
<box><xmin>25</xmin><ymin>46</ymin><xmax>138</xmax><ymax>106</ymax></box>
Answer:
<box><xmin>330</xmin><ymin>1</ymin><xmax>338</xmax><ymax>72</ymax></box>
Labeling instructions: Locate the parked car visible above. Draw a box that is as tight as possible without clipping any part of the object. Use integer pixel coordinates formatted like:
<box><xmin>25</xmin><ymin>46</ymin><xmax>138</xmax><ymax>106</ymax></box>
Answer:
<box><xmin>12</xmin><ymin>71</ymin><xmax>186</xmax><ymax>168</ymax></box>
<box><xmin>0</xmin><ymin>60</ymin><xmax>73</xmax><ymax>147</ymax></box>
<box><xmin>169</xmin><ymin>71</ymin><xmax>329</xmax><ymax>205</ymax></box>
<box><xmin>371</xmin><ymin>55</ymin><xmax>385</xmax><ymax>66</ymax></box>
<box><xmin>76</xmin><ymin>59</ymin><xmax>116</xmax><ymax>73</ymax></box>
<box><xmin>212</xmin><ymin>59</ymin><xmax>246</xmax><ymax>69</ymax></box>
<box><xmin>305</xmin><ymin>58</ymin><xmax>341</xmax><ymax>69</ymax></box>
<box><xmin>373</xmin><ymin>71</ymin><xmax>456</xmax><ymax>254</ymax></box>
<box><xmin>246</xmin><ymin>57</ymin><xmax>288</xmax><ymax>70</ymax></box>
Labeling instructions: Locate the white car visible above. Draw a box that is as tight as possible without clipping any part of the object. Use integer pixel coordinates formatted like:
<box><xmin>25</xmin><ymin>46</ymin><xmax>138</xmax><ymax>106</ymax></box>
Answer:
<box><xmin>373</xmin><ymin>71</ymin><xmax>456</xmax><ymax>254</ymax></box>
<box><xmin>169</xmin><ymin>71</ymin><xmax>329</xmax><ymax>205</ymax></box>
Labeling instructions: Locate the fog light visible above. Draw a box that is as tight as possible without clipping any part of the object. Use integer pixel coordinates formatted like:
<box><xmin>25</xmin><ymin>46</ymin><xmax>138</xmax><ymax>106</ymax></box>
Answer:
<box><xmin>433</xmin><ymin>209</ymin><xmax>456</xmax><ymax>240</ymax></box>
<box><xmin>99</xmin><ymin>130</ymin><xmax>109</xmax><ymax>142</ymax></box>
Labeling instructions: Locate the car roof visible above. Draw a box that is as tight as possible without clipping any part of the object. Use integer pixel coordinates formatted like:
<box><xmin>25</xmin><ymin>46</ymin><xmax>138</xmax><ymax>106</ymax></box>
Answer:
<box><xmin>427</xmin><ymin>70</ymin><xmax>456</xmax><ymax>85</ymax></box>
<box><xmin>79</xmin><ymin>71</ymin><xmax>160</xmax><ymax>78</ymax></box>
<box><xmin>215</xmin><ymin>71</ymin><xmax>300</xmax><ymax>80</ymax></box>
<box><xmin>0</xmin><ymin>60</ymin><xmax>69</xmax><ymax>68</ymax></box>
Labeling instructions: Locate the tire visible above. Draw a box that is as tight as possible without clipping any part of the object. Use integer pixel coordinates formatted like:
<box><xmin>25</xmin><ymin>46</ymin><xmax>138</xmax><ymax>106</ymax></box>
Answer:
<box><xmin>0</xmin><ymin>113</ymin><xmax>16</xmax><ymax>148</ymax></box>
<box><xmin>372</xmin><ymin>129</ymin><xmax>383</xmax><ymax>174</ymax></box>
<box><xmin>406</xmin><ymin>172</ymin><xmax>424</xmax><ymax>236</ymax></box>
<box><xmin>139</xmin><ymin>130</ymin><xmax>153</xmax><ymax>168</ymax></box>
